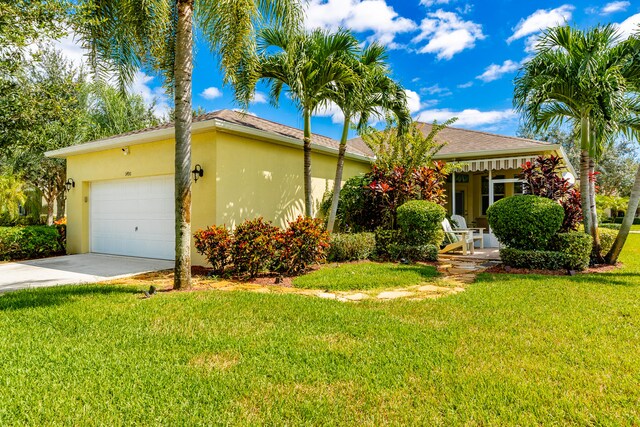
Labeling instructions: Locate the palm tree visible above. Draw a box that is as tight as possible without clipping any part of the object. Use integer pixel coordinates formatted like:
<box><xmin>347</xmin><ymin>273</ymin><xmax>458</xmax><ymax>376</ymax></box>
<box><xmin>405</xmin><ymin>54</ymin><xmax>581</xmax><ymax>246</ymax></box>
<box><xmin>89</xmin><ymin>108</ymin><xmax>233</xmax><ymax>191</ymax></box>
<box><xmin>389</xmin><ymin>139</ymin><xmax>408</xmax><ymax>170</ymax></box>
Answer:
<box><xmin>257</xmin><ymin>28</ymin><xmax>359</xmax><ymax>217</ymax></box>
<box><xmin>514</xmin><ymin>25</ymin><xmax>638</xmax><ymax>261</ymax></box>
<box><xmin>325</xmin><ymin>43</ymin><xmax>410</xmax><ymax>232</ymax></box>
<box><xmin>74</xmin><ymin>0</ymin><xmax>302</xmax><ymax>289</ymax></box>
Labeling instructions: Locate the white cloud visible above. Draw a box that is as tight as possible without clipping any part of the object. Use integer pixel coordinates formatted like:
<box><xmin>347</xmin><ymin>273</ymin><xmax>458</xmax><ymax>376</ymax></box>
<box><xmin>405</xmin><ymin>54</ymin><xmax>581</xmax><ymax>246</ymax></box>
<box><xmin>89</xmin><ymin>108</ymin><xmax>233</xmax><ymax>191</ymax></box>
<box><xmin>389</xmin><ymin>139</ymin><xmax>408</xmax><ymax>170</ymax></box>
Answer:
<box><xmin>616</xmin><ymin>13</ymin><xmax>640</xmax><ymax>39</ymax></box>
<box><xmin>420</xmin><ymin>0</ymin><xmax>450</xmax><ymax>6</ymax></box>
<box><xmin>476</xmin><ymin>59</ymin><xmax>519</xmax><ymax>82</ymax></box>
<box><xmin>457</xmin><ymin>81</ymin><xmax>473</xmax><ymax>88</ymax></box>
<box><xmin>420</xmin><ymin>84</ymin><xmax>452</xmax><ymax>96</ymax></box>
<box><xmin>130</xmin><ymin>72</ymin><xmax>171</xmax><ymax>117</ymax></box>
<box><xmin>415</xmin><ymin>108</ymin><xmax>517</xmax><ymax>126</ymax></box>
<box><xmin>251</xmin><ymin>91</ymin><xmax>268</xmax><ymax>104</ymax></box>
<box><xmin>315</xmin><ymin>101</ymin><xmax>345</xmax><ymax>124</ymax></box>
<box><xmin>413</xmin><ymin>10</ymin><xmax>485</xmax><ymax>60</ymax></box>
<box><xmin>200</xmin><ymin>87</ymin><xmax>222</xmax><ymax>100</ymax></box>
<box><xmin>405</xmin><ymin>89</ymin><xmax>422</xmax><ymax>113</ymax></box>
<box><xmin>507</xmin><ymin>5</ymin><xmax>574</xmax><ymax>43</ymax></box>
<box><xmin>51</xmin><ymin>33</ymin><xmax>87</xmax><ymax>70</ymax></box>
<box><xmin>305</xmin><ymin>0</ymin><xmax>416</xmax><ymax>48</ymax></box>
<box><xmin>601</xmin><ymin>1</ymin><xmax>630</xmax><ymax>15</ymax></box>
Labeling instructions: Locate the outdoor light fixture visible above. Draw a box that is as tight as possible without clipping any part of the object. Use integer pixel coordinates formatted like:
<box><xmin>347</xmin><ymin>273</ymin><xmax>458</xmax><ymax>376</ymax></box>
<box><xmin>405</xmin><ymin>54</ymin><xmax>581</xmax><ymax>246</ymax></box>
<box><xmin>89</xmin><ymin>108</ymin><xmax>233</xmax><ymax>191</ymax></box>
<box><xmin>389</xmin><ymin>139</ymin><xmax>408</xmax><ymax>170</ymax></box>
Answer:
<box><xmin>192</xmin><ymin>164</ymin><xmax>204</xmax><ymax>182</ymax></box>
<box><xmin>122</xmin><ymin>147</ymin><xmax>130</xmax><ymax>155</ymax></box>
<box><xmin>65</xmin><ymin>178</ymin><xmax>75</xmax><ymax>192</ymax></box>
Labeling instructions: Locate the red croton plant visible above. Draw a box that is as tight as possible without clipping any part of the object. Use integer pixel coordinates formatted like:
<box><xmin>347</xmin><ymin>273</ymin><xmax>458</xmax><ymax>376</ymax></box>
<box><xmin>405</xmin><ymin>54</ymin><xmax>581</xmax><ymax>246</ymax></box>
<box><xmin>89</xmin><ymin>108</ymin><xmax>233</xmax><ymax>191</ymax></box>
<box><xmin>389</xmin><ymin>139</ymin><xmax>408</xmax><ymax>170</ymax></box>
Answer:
<box><xmin>520</xmin><ymin>155</ymin><xmax>582</xmax><ymax>232</ymax></box>
<box><xmin>366</xmin><ymin>161</ymin><xmax>448</xmax><ymax>229</ymax></box>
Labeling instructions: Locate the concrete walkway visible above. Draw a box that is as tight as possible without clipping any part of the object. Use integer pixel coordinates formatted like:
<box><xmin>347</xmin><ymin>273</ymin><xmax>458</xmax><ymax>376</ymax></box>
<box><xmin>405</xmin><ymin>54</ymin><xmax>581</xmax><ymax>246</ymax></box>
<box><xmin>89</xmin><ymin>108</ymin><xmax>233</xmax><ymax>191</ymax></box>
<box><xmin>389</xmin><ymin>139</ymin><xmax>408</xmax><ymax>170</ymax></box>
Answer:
<box><xmin>0</xmin><ymin>254</ymin><xmax>173</xmax><ymax>293</ymax></box>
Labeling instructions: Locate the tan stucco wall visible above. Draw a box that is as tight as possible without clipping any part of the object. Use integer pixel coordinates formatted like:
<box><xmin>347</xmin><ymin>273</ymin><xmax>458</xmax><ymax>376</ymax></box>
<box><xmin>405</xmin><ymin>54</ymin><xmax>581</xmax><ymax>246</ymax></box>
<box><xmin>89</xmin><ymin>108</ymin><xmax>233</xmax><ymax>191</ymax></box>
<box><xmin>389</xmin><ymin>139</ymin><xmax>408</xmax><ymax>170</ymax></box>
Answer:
<box><xmin>65</xmin><ymin>129</ymin><xmax>370</xmax><ymax>265</ymax></box>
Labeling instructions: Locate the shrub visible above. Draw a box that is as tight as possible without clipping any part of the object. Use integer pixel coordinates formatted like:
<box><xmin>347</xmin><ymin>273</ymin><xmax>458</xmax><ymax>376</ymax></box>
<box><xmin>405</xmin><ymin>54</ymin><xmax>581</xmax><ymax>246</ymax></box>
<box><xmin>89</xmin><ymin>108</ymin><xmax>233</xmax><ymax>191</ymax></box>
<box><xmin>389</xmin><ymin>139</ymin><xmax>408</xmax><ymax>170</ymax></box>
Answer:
<box><xmin>194</xmin><ymin>225</ymin><xmax>232</xmax><ymax>274</ymax></box>
<box><xmin>274</xmin><ymin>217</ymin><xmax>330</xmax><ymax>275</ymax></box>
<box><xmin>614</xmin><ymin>217</ymin><xmax>640</xmax><ymax>224</ymax></box>
<box><xmin>231</xmin><ymin>218</ymin><xmax>279</xmax><ymax>278</ymax></box>
<box><xmin>598</xmin><ymin>228</ymin><xmax>617</xmax><ymax>255</ymax></box>
<box><xmin>0</xmin><ymin>226</ymin><xmax>63</xmax><ymax>261</ymax></box>
<box><xmin>521</xmin><ymin>155</ymin><xmax>582</xmax><ymax>232</ymax></box>
<box><xmin>388</xmin><ymin>244</ymin><xmax>439</xmax><ymax>262</ymax></box>
<box><xmin>487</xmin><ymin>195</ymin><xmax>564</xmax><ymax>250</ymax></box>
<box><xmin>499</xmin><ymin>248</ymin><xmax>567</xmax><ymax>270</ymax></box>
<box><xmin>327</xmin><ymin>233</ymin><xmax>376</xmax><ymax>262</ymax></box>
<box><xmin>600</xmin><ymin>223</ymin><xmax>621</xmax><ymax>230</ymax></box>
<box><xmin>374</xmin><ymin>228</ymin><xmax>402</xmax><ymax>259</ymax></box>
<box><xmin>550</xmin><ymin>232</ymin><xmax>593</xmax><ymax>271</ymax></box>
<box><xmin>396</xmin><ymin>200</ymin><xmax>446</xmax><ymax>246</ymax></box>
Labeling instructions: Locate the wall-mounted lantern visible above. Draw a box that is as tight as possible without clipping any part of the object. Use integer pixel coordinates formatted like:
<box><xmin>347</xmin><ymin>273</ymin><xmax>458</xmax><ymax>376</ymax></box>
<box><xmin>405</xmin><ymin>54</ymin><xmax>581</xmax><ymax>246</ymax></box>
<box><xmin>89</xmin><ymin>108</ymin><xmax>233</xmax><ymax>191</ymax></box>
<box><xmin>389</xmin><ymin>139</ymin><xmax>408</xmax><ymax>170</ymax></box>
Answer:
<box><xmin>192</xmin><ymin>164</ymin><xmax>204</xmax><ymax>183</ymax></box>
<box><xmin>65</xmin><ymin>178</ymin><xmax>75</xmax><ymax>192</ymax></box>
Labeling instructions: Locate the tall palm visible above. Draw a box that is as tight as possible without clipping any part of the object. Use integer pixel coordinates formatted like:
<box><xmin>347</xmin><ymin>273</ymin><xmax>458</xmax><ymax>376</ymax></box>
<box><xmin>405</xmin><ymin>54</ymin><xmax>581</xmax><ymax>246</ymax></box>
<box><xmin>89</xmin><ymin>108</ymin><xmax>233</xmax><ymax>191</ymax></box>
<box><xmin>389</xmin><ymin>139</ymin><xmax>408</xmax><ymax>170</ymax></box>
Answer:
<box><xmin>74</xmin><ymin>0</ymin><xmax>302</xmax><ymax>289</ymax></box>
<box><xmin>514</xmin><ymin>25</ymin><xmax>638</xmax><ymax>260</ymax></box>
<box><xmin>326</xmin><ymin>43</ymin><xmax>410</xmax><ymax>232</ymax></box>
<box><xmin>257</xmin><ymin>28</ymin><xmax>359</xmax><ymax>217</ymax></box>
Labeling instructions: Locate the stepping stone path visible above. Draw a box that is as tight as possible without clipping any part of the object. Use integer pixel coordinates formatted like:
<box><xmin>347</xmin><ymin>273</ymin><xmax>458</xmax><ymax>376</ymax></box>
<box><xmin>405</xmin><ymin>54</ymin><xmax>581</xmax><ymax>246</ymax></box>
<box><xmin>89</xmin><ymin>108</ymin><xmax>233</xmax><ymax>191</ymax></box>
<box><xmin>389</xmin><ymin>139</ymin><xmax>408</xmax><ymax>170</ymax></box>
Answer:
<box><xmin>199</xmin><ymin>257</ymin><xmax>496</xmax><ymax>302</ymax></box>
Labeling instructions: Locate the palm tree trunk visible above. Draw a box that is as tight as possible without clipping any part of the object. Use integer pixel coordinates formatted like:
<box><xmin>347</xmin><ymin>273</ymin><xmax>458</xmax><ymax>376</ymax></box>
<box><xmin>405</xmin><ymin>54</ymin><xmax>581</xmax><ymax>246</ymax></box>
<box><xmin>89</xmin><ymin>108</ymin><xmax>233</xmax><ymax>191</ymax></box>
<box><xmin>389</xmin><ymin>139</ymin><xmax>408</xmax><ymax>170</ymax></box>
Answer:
<box><xmin>579</xmin><ymin>116</ymin><xmax>592</xmax><ymax>236</ymax></box>
<box><xmin>303</xmin><ymin>107</ymin><xmax>313</xmax><ymax>217</ymax></box>
<box><xmin>606</xmin><ymin>164</ymin><xmax>640</xmax><ymax>264</ymax></box>
<box><xmin>173</xmin><ymin>0</ymin><xmax>194</xmax><ymax>290</ymax></box>
<box><xmin>327</xmin><ymin>118</ymin><xmax>350</xmax><ymax>232</ymax></box>
<box><xmin>56</xmin><ymin>193</ymin><xmax>65</xmax><ymax>220</ymax></box>
<box><xmin>589</xmin><ymin>157</ymin><xmax>604</xmax><ymax>263</ymax></box>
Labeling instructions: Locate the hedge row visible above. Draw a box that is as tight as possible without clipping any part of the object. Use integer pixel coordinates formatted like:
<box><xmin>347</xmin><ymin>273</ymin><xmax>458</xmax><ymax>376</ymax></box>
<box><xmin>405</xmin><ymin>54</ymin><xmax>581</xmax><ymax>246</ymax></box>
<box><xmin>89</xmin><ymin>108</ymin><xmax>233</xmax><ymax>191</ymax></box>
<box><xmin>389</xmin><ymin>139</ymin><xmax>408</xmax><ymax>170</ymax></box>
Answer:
<box><xmin>0</xmin><ymin>226</ymin><xmax>64</xmax><ymax>261</ymax></box>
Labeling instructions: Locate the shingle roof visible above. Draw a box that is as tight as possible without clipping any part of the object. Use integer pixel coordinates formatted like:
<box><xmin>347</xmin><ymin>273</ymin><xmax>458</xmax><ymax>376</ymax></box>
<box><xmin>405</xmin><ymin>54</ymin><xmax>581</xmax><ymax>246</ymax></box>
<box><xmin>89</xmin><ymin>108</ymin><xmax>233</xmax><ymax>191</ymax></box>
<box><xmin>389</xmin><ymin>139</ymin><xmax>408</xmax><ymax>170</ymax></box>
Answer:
<box><xmin>85</xmin><ymin>109</ymin><xmax>374</xmax><ymax>158</ymax></box>
<box><xmin>348</xmin><ymin>122</ymin><xmax>556</xmax><ymax>159</ymax></box>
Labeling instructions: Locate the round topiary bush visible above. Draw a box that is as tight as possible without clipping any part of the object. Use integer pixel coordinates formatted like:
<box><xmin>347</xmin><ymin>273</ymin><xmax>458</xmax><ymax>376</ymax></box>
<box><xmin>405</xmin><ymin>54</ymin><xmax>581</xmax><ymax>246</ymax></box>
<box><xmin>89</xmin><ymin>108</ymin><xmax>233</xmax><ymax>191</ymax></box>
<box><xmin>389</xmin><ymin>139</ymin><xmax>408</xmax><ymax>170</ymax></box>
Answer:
<box><xmin>487</xmin><ymin>195</ymin><xmax>564</xmax><ymax>250</ymax></box>
<box><xmin>396</xmin><ymin>200</ymin><xmax>446</xmax><ymax>246</ymax></box>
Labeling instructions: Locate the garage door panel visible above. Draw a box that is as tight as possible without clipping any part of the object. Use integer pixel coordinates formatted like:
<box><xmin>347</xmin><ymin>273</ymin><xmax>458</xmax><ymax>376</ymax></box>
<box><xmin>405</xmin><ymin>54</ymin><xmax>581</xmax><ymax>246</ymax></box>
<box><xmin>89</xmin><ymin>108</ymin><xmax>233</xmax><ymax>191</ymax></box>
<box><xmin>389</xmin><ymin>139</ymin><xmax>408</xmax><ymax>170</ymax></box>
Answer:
<box><xmin>90</xmin><ymin>176</ymin><xmax>175</xmax><ymax>260</ymax></box>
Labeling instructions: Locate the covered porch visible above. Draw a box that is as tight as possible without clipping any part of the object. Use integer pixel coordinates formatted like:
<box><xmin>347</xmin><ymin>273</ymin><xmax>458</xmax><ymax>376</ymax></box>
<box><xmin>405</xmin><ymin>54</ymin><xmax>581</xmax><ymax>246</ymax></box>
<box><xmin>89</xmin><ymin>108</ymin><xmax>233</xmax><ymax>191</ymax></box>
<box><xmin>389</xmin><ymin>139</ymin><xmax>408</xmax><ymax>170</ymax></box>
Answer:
<box><xmin>442</xmin><ymin>154</ymin><xmax>575</xmax><ymax>249</ymax></box>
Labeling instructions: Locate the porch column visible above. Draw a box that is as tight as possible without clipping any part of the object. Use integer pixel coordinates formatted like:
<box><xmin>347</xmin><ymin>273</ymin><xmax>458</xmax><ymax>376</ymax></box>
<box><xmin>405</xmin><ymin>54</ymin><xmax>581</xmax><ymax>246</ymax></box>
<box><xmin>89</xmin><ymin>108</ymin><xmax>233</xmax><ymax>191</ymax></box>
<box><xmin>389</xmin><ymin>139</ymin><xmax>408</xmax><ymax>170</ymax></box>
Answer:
<box><xmin>488</xmin><ymin>164</ymin><xmax>493</xmax><ymax>208</ymax></box>
<box><xmin>451</xmin><ymin>170</ymin><xmax>456</xmax><ymax>216</ymax></box>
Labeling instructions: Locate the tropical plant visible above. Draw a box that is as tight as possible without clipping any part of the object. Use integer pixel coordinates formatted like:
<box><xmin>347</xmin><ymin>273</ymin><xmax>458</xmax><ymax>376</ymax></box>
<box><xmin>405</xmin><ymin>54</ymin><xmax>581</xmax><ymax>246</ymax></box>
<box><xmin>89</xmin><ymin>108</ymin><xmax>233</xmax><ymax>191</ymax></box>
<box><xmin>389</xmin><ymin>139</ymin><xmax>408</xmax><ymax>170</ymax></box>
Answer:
<box><xmin>361</xmin><ymin>120</ymin><xmax>450</xmax><ymax>171</ymax></box>
<box><xmin>0</xmin><ymin>174</ymin><xmax>27</xmax><ymax>223</ymax></box>
<box><xmin>514</xmin><ymin>24</ymin><xmax>640</xmax><ymax>261</ymax></box>
<box><xmin>75</xmin><ymin>0</ymin><xmax>302</xmax><ymax>289</ymax></box>
<box><xmin>326</xmin><ymin>43</ymin><xmax>410</xmax><ymax>232</ymax></box>
<box><xmin>520</xmin><ymin>155</ymin><xmax>582</xmax><ymax>232</ymax></box>
<box><xmin>257</xmin><ymin>27</ymin><xmax>359</xmax><ymax>218</ymax></box>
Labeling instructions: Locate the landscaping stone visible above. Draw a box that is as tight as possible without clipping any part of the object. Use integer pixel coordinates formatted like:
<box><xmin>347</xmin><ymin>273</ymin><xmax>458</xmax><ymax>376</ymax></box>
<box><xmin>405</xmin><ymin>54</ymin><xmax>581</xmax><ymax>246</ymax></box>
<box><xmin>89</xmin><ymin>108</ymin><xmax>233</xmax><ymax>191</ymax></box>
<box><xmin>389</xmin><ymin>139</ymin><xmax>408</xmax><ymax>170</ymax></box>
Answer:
<box><xmin>317</xmin><ymin>292</ymin><xmax>337</xmax><ymax>299</ymax></box>
<box><xmin>377</xmin><ymin>291</ymin><xmax>414</xmax><ymax>299</ymax></box>
<box><xmin>344</xmin><ymin>293</ymin><xmax>369</xmax><ymax>301</ymax></box>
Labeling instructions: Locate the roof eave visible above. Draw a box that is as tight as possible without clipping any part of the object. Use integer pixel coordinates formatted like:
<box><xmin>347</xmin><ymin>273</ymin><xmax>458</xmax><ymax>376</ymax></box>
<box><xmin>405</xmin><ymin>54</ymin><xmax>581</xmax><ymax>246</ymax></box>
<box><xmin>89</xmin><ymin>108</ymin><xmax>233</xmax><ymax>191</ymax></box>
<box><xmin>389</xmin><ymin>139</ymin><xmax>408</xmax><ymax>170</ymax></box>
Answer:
<box><xmin>433</xmin><ymin>145</ymin><xmax>561</xmax><ymax>160</ymax></box>
<box><xmin>45</xmin><ymin>118</ymin><xmax>373</xmax><ymax>163</ymax></box>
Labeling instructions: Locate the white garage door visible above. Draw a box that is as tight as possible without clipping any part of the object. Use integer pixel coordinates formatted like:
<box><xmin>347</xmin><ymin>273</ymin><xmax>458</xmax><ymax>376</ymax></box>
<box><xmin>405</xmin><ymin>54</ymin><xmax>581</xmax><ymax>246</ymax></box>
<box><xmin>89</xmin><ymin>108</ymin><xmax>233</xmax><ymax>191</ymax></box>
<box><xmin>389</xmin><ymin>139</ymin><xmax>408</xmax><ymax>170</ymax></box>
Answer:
<box><xmin>90</xmin><ymin>176</ymin><xmax>175</xmax><ymax>260</ymax></box>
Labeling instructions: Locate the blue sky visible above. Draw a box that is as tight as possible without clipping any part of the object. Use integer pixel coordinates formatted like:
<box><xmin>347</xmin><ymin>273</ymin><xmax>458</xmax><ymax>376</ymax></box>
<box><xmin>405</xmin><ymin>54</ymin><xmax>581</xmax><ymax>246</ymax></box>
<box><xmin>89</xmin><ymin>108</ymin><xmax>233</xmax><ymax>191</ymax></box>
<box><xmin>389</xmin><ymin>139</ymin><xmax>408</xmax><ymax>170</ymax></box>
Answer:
<box><xmin>58</xmin><ymin>1</ymin><xmax>640</xmax><ymax>140</ymax></box>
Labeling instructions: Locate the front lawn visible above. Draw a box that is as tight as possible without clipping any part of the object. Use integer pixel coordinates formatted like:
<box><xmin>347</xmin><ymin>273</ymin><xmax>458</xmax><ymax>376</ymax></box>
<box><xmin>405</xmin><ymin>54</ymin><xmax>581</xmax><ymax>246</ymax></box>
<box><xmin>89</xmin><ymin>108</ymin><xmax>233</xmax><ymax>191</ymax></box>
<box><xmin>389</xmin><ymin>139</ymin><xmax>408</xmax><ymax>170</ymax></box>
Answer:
<box><xmin>1</xmin><ymin>239</ymin><xmax>640</xmax><ymax>424</ymax></box>
<box><xmin>292</xmin><ymin>261</ymin><xmax>439</xmax><ymax>291</ymax></box>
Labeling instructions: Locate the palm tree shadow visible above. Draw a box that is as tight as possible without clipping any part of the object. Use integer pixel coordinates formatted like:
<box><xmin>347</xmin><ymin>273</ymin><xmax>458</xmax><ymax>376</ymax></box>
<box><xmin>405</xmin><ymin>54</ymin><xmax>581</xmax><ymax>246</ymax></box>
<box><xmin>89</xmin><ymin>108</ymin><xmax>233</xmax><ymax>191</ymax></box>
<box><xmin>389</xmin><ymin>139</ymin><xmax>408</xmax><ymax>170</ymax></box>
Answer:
<box><xmin>0</xmin><ymin>285</ymin><xmax>138</xmax><ymax>311</ymax></box>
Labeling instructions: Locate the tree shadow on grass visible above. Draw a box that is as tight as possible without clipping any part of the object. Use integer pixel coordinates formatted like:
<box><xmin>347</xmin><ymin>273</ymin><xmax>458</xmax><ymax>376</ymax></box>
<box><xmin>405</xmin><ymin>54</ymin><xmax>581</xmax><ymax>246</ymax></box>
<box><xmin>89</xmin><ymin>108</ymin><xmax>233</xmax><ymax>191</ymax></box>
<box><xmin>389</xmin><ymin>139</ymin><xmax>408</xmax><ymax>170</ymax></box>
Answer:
<box><xmin>0</xmin><ymin>285</ymin><xmax>139</xmax><ymax>311</ymax></box>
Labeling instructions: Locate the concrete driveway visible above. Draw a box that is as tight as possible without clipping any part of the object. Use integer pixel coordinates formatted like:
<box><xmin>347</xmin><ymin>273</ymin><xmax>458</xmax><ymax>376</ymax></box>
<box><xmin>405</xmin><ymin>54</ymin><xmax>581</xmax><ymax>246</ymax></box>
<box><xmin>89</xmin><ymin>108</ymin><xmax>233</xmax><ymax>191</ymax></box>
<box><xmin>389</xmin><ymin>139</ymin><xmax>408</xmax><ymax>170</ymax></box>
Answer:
<box><xmin>0</xmin><ymin>254</ymin><xmax>174</xmax><ymax>293</ymax></box>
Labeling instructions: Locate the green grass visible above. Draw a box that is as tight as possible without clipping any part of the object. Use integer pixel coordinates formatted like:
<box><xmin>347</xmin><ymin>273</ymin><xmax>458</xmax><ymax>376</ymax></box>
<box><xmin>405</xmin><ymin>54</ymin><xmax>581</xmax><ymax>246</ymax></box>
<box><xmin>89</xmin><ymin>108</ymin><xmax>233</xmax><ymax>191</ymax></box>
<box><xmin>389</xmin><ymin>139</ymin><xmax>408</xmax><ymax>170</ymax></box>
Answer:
<box><xmin>292</xmin><ymin>261</ymin><xmax>439</xmax><ymax>291</ymax></box>
<box><xmin>1</xmin><ymin>240</ymin><xmax>640</xmax><ymax>424</ymax></box>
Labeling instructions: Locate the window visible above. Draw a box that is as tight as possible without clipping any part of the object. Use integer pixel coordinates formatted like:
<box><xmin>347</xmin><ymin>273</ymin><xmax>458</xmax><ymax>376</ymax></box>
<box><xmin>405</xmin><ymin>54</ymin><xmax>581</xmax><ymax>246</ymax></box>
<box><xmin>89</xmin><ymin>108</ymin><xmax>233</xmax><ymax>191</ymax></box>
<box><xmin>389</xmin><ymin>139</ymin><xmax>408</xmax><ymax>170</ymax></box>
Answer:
<box><xmin>481</xmin><ymin>175</ymin><xmax>505</xmax><ymax>215</ymax></box>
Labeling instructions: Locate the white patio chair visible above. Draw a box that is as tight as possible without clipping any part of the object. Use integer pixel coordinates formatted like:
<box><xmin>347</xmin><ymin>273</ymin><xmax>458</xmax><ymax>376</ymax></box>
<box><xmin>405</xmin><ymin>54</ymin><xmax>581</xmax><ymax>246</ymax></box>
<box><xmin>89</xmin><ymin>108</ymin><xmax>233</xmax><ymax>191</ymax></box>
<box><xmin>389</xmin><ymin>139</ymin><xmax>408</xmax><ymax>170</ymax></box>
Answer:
<box><xmin>451</xmin><ymin>214</ymin><xmax>485</xmax><ymax>249</ymax></box>
<box><xmin>439</xmin><ymin>218</ymin><xmax>475</xmax><ymax>255</ymax></box>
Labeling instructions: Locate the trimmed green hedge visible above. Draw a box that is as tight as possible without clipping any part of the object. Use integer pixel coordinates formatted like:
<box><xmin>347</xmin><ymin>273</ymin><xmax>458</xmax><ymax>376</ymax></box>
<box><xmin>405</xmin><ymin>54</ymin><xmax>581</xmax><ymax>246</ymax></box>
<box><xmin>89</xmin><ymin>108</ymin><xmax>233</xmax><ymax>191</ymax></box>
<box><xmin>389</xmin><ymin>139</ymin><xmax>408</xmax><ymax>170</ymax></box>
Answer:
<box><xmin>500</xmin><ymin>232</ymin><xmax>592</xmax><ymax>271</ymax></box>
<box><xmin>388</xmin><ymin>244</ymin><xmax>439</xmax><ymax>262</ymax></box>
<box><xmin>598</xmin><ymin>228</ymin><xmax>617</xmax><ymax>255</ymax></box>
<box><xmin>550</xmin><ymin>232</ymin><xmax>593</xmax><ymax>271</ymax></box>
<box><xmin>614</xmin><ymin>217</ymin><xmax>640</xmax><ymax>224</ymax></box>
<box><xmin>0</xmin><ymin>226</ymin><xmax>64</xmax><ymax>261</ymax></box>
<box><xmin>396</xmin><ymin>200</ymin><xmax>446</xmax><ymax>247</ymax></box>
<box><xmin>487</xmin><ymin>195</ymin><xmax>564</xmax><ymax>250</ymax></box>
<box><xmin>328</xmin><ymin>233</ymin><xmax>376</xmax><ymax>262</ymax></box>
<box><xmin>500</xmin><ymin>248</ymin><xmax>567</xmax><ymax>270</ymax></box>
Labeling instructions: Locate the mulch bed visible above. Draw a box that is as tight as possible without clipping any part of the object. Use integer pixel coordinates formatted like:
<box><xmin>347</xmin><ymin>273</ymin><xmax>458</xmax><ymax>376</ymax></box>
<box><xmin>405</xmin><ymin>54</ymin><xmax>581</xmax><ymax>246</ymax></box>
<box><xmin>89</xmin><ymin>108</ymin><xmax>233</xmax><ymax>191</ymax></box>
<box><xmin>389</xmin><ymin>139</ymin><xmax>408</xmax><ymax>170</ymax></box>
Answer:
<box><xmin>484</xmin><ymin>262</ymin><xmax>623</xmax><ymax>276</ymax></box>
